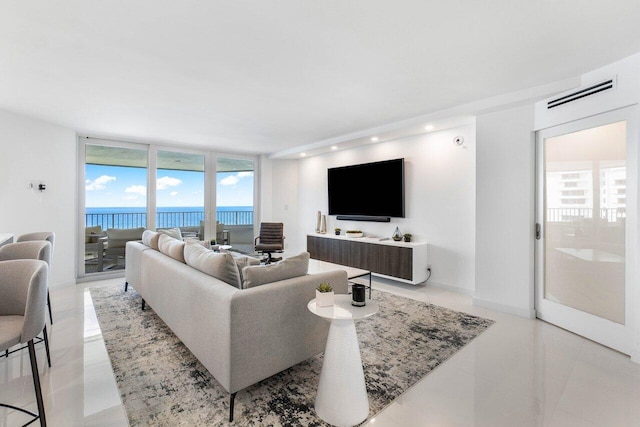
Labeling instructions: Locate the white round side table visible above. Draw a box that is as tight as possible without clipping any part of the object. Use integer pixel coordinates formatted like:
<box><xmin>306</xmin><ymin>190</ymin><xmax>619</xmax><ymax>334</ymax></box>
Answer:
<box><xmin>307</xmin><ymin>294</ymin><xmax>378</xmax><ymax>427</ymax></box>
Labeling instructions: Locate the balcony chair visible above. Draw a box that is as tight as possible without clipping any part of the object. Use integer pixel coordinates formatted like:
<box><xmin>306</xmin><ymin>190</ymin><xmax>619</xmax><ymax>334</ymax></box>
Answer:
<box><xmin>16</xmin><ymin>232</ymin><xmax>55</xmax><ymax>325</ymax></box>
<box><xmin>103</xmin><ymin>227</ymin><xmax>145</xmax><ymax>270</ymax></box>
<box><xmin>84</xmin><ymin>225</ymin><xmax>107</xmax><ymax>272</ymax></box>
<box><xmin>0</xmin><ymin>241</ymin><xmax>53</xmax><ymax>367</ymax></box>
<box><xmin>254</xmin><ymin>222</ymin><xmax>285</xmax><ymax>264</ymax></box>
<box><xmin>0</xmin><ymin>259</ymin><xmax>49</xmax><ymax>427</ymax></box>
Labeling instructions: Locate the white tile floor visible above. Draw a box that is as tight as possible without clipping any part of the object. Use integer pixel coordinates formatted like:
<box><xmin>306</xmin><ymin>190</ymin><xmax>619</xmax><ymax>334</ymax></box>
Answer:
<box><xmin>1</xmin><ymin>277</ymin><xmax>639</xmax><ymax>426</ymax></box>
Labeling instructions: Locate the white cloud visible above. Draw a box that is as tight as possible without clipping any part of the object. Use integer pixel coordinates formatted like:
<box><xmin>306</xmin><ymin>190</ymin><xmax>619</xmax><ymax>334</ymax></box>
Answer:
<box><xmin>157</xmin><ymin>176</ymin><xmax>182</xmax><ymax>190</ymax></box>
<box><xmin>220</xmin><ymin>175</ymin><xmax>239</xmax><ymax>186</ymax></box>
<box><xmin>86</xmin><ymin>175</ymin><xmax>116</xmax><ymax>191</ymax></box>
<box><xmin>170</xmin><ymin>191</ymin><xmax>178</xmax><ymax>196</ymax></box>
<box><xmin>125</xmin><ymin>185</ymin><xmax>147</xmax><ymax>195</ymax></box>
<box><xmin>125</xmin><ymin>196</ymin><xmax>138</xmax><ymax>200</ymax></box>
<box><xmin>220</xmin><ymin>171</ymin><xmax>253</xmax><ymax>186</ymax></box>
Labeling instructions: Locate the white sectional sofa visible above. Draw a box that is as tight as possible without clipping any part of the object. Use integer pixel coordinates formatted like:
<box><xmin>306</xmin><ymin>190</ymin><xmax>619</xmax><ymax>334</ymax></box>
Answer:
<box><xmin>124</xmin><ymin>232</ymin><xmax>348</xmax><ymax>421</ymax></box>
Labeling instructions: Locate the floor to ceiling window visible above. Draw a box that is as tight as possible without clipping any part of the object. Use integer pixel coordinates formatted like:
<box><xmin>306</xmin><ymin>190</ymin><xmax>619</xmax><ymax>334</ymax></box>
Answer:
<box><xmin>156</xmin><ymin>150</ymin><xmax>206</xmax><ymax>238</ymax></box>
<box><xmin>215</xmin><ymin>157</ymin><xmax>255</xmax><ymax>254</ymax></box>
<box><xmin>83</xmin><ymin>143</ymin><xmax>148</xmax><ymax>275</ymax></box>
<box><xmin>79</xmin><ymin>139</ymin><xmax>256</xmax><ymax>279</ymax></box>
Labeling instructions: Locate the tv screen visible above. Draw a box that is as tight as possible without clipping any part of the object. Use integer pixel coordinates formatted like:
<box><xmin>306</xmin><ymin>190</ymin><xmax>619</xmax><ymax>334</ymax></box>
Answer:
<box><xmin>328</xmin><ymin>158</ymin><xmax>405</xmax><ymax>218</ymax></box>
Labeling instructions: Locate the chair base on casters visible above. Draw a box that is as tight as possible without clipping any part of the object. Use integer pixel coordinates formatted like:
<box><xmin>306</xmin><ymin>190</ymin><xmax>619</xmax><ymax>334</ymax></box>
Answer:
<box><xmin>260</xmin><ymin>252</ymin><xmax>282</xmax><ymax>265</ymax></box>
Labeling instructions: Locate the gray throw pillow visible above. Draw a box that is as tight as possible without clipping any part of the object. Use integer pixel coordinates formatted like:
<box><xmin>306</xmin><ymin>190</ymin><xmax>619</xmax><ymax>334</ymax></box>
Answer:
<box><xmin>184</xmin><ymin>242</ymin><xmax>241</xmax><ymax>288</ymax></box>
<box><xmin>242</xmin><ymin>252</ymin><xmax>310</xmax><ymax>289</ymax></box>
<box><xmin>233</xmin><ymin>254</ymin><xmax>260</xmax><ymax>283</ymax></box>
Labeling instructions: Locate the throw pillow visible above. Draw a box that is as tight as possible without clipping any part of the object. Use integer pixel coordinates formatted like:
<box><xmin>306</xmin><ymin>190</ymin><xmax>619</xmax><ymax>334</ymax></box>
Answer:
<box><xmin>232</xmin><ymin>253</ymin><xmax>260</xmax><ymax>283</ymax></box>
<box><xmin>158</xmin><ymin>234</ymin><xmax>186</xmax><ymax>263</ymax></box>
<box><xmin>158</xmin><ymin>227</ymin><xmax>183</xmax><ymax>240</ymax></box>
<box><xmin>184</xmin><ymin>242</ymin><xmax>241</xmax><ymax>288</ymax></box>
<box><xmin>242</xmin><ymin>251</ymin><xmax>310</xmax><ymax>289</ymax></box>
<box><xmin>142</xmin><ymin>230</ymin><xmax>160</xmax><ymax>250</ymax></box>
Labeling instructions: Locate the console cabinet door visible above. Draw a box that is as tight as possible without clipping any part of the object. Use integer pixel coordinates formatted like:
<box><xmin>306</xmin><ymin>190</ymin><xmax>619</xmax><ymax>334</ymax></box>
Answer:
<box><xmin>377</xmin><ymin>246</ymin><xmax>413</xmax><ymax>280</ymax></box>
<box><xmin>349</xmin><ymin>240</ymin><xmax>381</xmax><ymax>272</ymax></box>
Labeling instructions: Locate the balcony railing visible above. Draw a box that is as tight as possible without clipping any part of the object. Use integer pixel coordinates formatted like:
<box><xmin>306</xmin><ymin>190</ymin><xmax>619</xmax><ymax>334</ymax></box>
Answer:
<box><xmin>85</xmin><ymin>210</ymin><xmax>253</xmax><ymax>229</ymax></box>
<box><xmin>547</xmin><ymin>207</ymin><xmax>626</xmax><ymax>223</ymax></box>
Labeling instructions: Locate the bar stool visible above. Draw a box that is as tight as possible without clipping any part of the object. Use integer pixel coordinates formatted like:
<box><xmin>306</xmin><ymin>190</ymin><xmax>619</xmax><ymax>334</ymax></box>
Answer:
<box><xmin>0</xmin><ymin>259</ymin><xmax>49</xmax><ymax>427</ymax></box>
<box><xmin>16</xmin><ymin>232</ymin><xmax>55</xmax><ymax>325</ymax></box>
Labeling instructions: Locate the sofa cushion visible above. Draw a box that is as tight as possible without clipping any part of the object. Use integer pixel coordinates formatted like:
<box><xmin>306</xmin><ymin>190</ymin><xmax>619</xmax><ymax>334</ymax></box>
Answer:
<box><xmin>242</xmin><ymin>252</ymin><xmax>310</xmax><ymax>289</ymax></box>
<box><xmin>158</xmin><ymin>227</ymin><xmax>183</xmax><ymax>240</ymax></box>
<box><xmin>183</xmin><ymin>242</ymin><xmax>241</xmax><ymax>288</ymax></box>
<box><xmin>142</xmin><ymin>230</ymin><xmax>161</xmax><ymax>250</ymax></box>
<box><xmin>158</xmin><ymin>234</ymin><xmax>186</xmax><ymax>263</ymax></box>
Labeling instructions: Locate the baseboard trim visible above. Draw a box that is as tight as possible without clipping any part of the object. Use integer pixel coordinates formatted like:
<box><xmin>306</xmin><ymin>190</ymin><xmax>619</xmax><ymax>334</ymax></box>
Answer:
<box><xmin>472</xmin><ymin>297</ymin><xmax>536</xmax><ymax>319</ymax></box>
<box><xmin>426</xmin><ymin>281</ymin><xmax>475</xmax><ymax>296</ymax></box>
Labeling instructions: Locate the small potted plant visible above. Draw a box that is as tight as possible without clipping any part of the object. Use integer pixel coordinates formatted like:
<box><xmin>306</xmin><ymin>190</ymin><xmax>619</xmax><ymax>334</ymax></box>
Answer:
<box><xmin>346</xmin><ymin>230</ymin><xmax>363</xmax><ymax>238</ymax></box>
<box><xmin>334</xmin><ymin>228</ymin><xmax>341</xmax><ymax>236</ymax></box>
<box><xmin>403</xmin><ymin>233</ymin><xmax>412</xmax><ymax>242</ymax></box>
<box><xmin>316</xmin><ymin>282</ymin><xmax>334</xmax><ymax>307</ymax></box>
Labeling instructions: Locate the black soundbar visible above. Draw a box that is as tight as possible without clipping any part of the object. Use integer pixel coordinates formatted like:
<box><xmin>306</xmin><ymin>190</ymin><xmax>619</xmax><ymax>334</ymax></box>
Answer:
<box><xmin>336</xmin><ymin>215</ymin><xmax>391</xmax><ymax>222</ymax></box>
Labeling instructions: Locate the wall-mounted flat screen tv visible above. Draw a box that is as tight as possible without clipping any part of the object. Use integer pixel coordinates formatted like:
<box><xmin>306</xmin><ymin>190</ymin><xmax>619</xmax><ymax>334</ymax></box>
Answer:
<box><xmin>328</xmin><ymin>158</ymin><xmax>405</xmax><ymax>219</ymax></box>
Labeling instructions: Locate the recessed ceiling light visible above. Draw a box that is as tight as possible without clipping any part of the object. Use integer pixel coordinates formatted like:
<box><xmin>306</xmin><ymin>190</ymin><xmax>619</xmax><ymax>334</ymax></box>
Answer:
<box><xmin>300</xmin><ymin>152</ymin><xmax>306</xmax><ymax>157</ymax></box>
<box><xmin>371</xmin><ymin>136</ymin><xmax>379</xmax><ymax>142</ymax></box>
<box><xmin>425</xmin><ymin>125</ymin><xmax>435</xmax><ymax>131</ymax></box>
<box><xmin>331</xmin><ymin>146</ymin><xmax>338</xmax><ymax>150</ymax></box>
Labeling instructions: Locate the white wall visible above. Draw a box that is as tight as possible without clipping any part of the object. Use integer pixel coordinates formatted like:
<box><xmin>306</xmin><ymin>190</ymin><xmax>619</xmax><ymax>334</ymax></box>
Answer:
<box><xmin>474</xmin><ymin>104</ymin><xmax>536</xmax><ymax>318</ymax></box>
<box><xmin>289</xmin><ymin>125</ymin><xmax>476</xmax><ymax>292</ymax></box>
<box><xmin>268</xmin><ymin>160</ymin><xmax>299</xmax><ymax>252</ymax></box>
<box><xmin>0</xmin><ymin>108</ymin><xmax>77</xmax><ymax>288</ymax></box>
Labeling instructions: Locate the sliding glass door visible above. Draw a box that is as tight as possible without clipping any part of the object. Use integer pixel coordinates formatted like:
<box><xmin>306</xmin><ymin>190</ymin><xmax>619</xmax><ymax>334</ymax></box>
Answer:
<box><xmin>83</xmin><ymin>143</ymin><xmax>148</xmax><ymax>275</ymax></box>
<box><xmin>535</xmin><ymin>107</ymin><xmax>637</xmax><ymax>354</ymax></box>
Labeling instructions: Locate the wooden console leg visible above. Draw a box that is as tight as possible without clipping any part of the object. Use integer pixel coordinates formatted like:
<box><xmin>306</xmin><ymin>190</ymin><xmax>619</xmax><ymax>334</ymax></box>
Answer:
<box><xmin>141</xmin><ymin>298</ymin><xmax>146</xmax><ymax>311</ymax></box>
<box><xmin>124</xmin><ymin>281</ymin><xmax>129</xmax><ymax>292</ymax></box>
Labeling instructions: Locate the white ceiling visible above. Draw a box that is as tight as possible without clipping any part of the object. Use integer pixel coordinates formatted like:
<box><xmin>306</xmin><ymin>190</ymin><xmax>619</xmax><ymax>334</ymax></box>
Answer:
<box><xmin>2</xmin><ymin>1</ymin><xmax>640</xmax><ymax>156</ymax></box>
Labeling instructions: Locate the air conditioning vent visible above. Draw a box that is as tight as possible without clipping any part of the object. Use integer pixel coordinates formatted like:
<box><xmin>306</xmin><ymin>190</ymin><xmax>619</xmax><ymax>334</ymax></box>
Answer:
<box><xmin>547</xmin><ymin>77</ymin><xmax>616</xmax><ymax>109</ymax></box>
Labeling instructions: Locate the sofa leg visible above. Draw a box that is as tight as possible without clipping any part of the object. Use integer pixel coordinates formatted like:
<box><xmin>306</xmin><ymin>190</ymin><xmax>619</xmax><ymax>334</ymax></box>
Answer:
<box><xmin>229</xmin><ymin>392</ymin><xmax>237</xmax><ymax>422</ymax></box>
<box><xmin>141</xmin><ymin>298</ymin><xmax>146</xmax><ymax>311</ymax></box>
<box><xmin>124</xmin><ymin>281</ymin><xmax>128</xmax><ymax>292</ymax></box>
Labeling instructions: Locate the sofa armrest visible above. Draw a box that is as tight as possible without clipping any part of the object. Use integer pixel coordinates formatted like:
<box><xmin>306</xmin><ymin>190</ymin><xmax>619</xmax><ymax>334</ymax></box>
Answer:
<box><xmin>227</xmin><ymin>270</ymin><xmax>348</xmax><ymax>392</ymax></box>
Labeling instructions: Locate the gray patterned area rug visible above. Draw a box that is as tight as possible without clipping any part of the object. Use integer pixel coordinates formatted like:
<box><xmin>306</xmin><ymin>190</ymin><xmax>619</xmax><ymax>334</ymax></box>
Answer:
<box><xmin>90</xmin><ymin>285</ymin><xmax>494</xmax><ymax>426</ymax></box>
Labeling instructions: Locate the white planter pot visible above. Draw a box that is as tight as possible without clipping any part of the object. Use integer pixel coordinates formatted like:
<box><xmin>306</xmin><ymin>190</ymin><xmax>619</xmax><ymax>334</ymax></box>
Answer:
<box><xmin>316</xmin><ymin>290</ymin><xmax>335</xmax><ymax>307</ymax></box>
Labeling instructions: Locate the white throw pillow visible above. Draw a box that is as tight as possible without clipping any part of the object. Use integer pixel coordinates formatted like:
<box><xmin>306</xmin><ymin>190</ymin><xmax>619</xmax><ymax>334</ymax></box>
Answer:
<box><xmin>158</xmin><ymin>234</ymin><xmax>186</xmax><ymax>263</ymax></box>
<box><xmin>184</xmin><ymin>242</ymin><xmax>242</xmax><ymax>288</ymax></box>
<box><xmin>142</xmin><ymin>230</ymin><xmax>160</xmax><ymax>250</ymax></box>
<box><xmin>242</xmin><ymin>252</ymin><xmax>310</xmax><ymax>289</ymax></box>
<box><xmin>158</xmin><ymin>227</ymin><xmax>183</xmax><ymax>240</ymax></box>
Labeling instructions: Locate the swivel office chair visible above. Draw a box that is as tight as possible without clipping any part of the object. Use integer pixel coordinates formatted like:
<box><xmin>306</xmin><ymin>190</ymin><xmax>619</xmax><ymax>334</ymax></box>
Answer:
<box><xmin>254</xmin><ymin>222</ymin><xmax>285</xmax><ymax>264</ymax></box>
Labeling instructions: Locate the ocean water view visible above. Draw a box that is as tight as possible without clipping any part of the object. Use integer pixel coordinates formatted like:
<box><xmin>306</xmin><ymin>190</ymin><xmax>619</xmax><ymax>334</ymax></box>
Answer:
<box><xmin>85</xmin><ymin>206</ymin><xmax>253</xmax><ymax>229</ymax></box>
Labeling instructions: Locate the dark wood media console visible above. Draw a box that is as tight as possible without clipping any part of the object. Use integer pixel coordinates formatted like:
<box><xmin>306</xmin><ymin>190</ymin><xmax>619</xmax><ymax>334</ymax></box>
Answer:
<box><xmin>307</xmin><ymin>234</ymin><xmax>428</xmax><ymax>285</ymax></box>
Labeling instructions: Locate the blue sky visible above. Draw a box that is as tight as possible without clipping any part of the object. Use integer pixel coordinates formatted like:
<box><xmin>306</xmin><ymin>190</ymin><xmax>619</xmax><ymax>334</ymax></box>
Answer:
<box><xmin>85</xmin><ymin>164</ymin><xmax>253</xmax><ymax>207</ymax></box>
